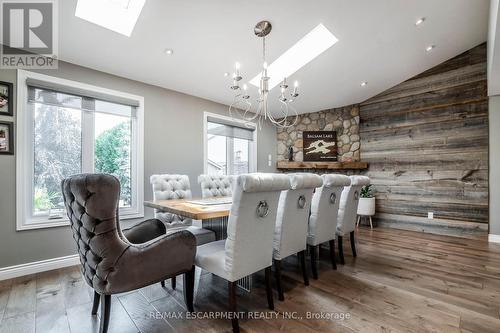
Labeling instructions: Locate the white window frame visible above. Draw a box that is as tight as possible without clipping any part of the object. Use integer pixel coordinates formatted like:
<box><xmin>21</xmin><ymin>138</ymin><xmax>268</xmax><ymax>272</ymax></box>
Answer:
<box><xmin>203</xmin><ymin>111</ymin><xmax>257</xmax><ymax>175</ymax></box>
<box><xmin>16</xmin><ymin>70</ymin><xmax>144</xmax><ymax>231</ymax></box>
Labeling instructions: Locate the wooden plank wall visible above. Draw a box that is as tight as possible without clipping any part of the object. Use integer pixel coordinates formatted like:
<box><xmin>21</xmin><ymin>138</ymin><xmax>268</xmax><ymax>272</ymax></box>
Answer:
<box><xmin>360</xmin><ymin>43</ymin><xmax>488</xmax><ymax>235</ymax></box>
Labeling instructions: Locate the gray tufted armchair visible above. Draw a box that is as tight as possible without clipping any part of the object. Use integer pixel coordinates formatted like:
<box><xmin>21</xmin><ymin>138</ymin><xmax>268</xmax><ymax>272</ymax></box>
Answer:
<box><xmin>61</xmin><ymin>174</ymin><xmax>196</xmax><ymax>333</ymax></box>
<box><xmin>198</xmin><ymin>174</ymin><xmax>234</xmax><ymax>198</ymax></box>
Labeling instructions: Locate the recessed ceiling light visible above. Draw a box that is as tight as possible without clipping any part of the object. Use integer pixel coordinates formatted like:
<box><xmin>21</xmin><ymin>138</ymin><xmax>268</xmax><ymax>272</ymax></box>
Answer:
<box><xmin>426</xmin><ymin>45</ymin><xmax>436</xmax><ymax>52</ymax></box>
<box><xmin>249</xmin><ymin>23</ymin><xmax>339</xmax><ymax>90</ymax></box>
<box><xmin>361</xmin><ymin>81</ymin><xmax>368</xmax><ymax>87</ymax></box>
<box><xmin>164</xmin><ymin>49</ymin><xmax>174</xmax><ymax>55</ymax></box>
<box><xmin>75</xmin><ymin>0</ymin><xmax>146</xmax><ymax>37</ymax></box>
<box><xmin>415</xmin><ymin>17</ymin><xmax>426</xmax><ymax>26</ymax></box>
<box><xmin>223</xmin><ymin>72</ymin><xmax>230</xmax><ymax>77</ymax></box>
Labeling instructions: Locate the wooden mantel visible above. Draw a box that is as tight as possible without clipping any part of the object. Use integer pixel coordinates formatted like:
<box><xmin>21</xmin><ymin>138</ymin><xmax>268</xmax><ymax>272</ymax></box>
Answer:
<box><xmin>277</xmin><ymin>161</ymin><xmax>368</xmax><ymax>170</ymax></box>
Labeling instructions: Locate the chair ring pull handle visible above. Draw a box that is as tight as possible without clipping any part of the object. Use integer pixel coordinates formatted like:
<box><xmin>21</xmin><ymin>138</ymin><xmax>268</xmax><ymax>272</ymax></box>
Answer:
<box><xmin>256</xmin><ymin>200</ymin><xmax>270</xmax><ymax>218</ymax></box>
<box><xmin>330</xmin><ymin>193</ymin><xmax>336</xmax><ymax>204</ymax></box>
<box><xmin>298</xmin><ymin>195</ymin><xmax>306</xmax><ymax>209</ymax></box>
<box><xmin>354</xmin><ymin>191</ymin><xmax>359</xmax><ymax>201</ymax></box>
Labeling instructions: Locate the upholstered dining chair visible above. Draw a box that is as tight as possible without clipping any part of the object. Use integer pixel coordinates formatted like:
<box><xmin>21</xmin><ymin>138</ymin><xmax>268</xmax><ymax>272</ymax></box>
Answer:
<box><xmin>307</xmin><ymin>174</ymin><xmax>351</xmax><ymax>279</ymax></box>
<box><xmin>150</xmin><ymin>174</ymin><xmax>216</xmax><ymax>289</ymax></box>
<box><xmin>61</xmin><ymin>174</ymin><xmax>196</xmax><ymax>333</ymax></box>
<box><xmin>195</xmin><ymin>173</ymin><xmax>291</xmax><ymax>333</ymax></box>
<box><xmin>273</xmin><ymin>173</ymin><xmax>323</xmax><ymax>301</ymax></box>
<box><xmin>337</xmin><ymin>175</ymin><xmax>371</xmax><ymax>264</ymax></box>
<box><xmin>198</xmin><ymin>174</ymin><xmax>234</xmax><ymax>198</ymax></box>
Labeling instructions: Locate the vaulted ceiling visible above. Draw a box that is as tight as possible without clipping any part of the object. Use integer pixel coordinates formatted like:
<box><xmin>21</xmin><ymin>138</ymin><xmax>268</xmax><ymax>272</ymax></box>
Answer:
<box><xmin>59</xmin><ymin>0</ymin><xmax>489</xmax><ymax>114</ymax></box>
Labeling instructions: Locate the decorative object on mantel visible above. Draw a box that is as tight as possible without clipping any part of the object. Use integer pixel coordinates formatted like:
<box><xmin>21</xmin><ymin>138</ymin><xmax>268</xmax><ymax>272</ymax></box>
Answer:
<box><xmin>277</xmin><ymin>161</ymin><xmax>368</xmax><ymax>170</ymax></box>
<box><xmin>357</xmin><ymin>184</ymin><xmax>375</xmax><ymax>229</ymax></box>
<box><xmin>0</xmin><ymin>81</ymin><xmax>13</xmax><ymax>117</ymax></box>
<box><xmin>0</xmin><ymin>121</ymin><xmax>14</xmax><ymax>155</ymax></box>
<box><xmin>288</xmin><ymin>146</ymin><xmax>294</xmax><ymax>161</ymax></box>
<box><xmin>227</xmin><ymin>20</ymin><xmax>300</xmax><ymax>129</ymax></box>
<box><xmin>303</xmin><ymin>131</ymin><xmax>337</xmax><ymax>161</ymax></box>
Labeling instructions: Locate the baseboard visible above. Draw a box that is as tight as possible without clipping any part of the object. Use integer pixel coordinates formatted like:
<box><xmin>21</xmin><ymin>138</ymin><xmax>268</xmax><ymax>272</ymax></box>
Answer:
<box><xmin>489</xmin><ymin>234</ymin><xmax>500</xmax><ymax>243</ymax></box>
<box><xmin>0</xmin><ymin>254</ymin><xmax>80</xmax><ymax>281</ymax></box>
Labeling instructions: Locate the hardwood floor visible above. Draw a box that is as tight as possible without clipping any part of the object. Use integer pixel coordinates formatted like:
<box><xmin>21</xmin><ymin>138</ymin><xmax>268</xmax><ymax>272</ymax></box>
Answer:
<box><xmin>1</xmin><ymin>227</ymin><xmax>500</xmax><ymax>332</ymax></box>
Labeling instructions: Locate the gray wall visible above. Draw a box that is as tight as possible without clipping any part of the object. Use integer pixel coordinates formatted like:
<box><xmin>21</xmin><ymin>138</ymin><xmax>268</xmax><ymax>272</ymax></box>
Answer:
<box><xmin>490</xmin><ymin>95</ymin><xmax>500</xmax><ymax>235</ymax></box>
<box><xmin>0</xmin><ymin>62</ymin><xmax>277</xmax><ymax>268</ymax></box>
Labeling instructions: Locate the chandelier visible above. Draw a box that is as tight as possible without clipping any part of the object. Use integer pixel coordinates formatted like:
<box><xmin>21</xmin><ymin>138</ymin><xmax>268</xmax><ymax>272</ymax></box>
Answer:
<box><xmin>228</xmin><ymin>21</ymin><xmax>300</xmax><ymax>129</ymax></box>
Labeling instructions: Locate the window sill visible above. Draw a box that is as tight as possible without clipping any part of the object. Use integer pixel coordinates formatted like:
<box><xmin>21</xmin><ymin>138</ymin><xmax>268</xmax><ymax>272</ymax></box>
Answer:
<box><xmin>17</xmin><ymin>212</ymin><xmax>145</xmax><ymax>231</ymax></box>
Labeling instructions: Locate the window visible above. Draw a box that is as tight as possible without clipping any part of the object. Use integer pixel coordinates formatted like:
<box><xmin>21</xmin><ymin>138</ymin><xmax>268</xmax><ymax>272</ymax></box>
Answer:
<box><xmin>204</xmin><ymin>113</ymin><xmax>256</xmax><ymax>176</ymax></box>
<box><xmin>17</xmin><ymin>70</ymin><xmax>144</xmax><ymax>230</ymax></box>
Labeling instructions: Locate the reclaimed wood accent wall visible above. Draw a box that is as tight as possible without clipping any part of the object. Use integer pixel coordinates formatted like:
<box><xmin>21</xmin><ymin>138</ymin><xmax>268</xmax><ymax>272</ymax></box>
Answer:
<box><xmin>360</xmin><ymin>43</ymin><xmax>488</xmax><ymax>234</ymax></box>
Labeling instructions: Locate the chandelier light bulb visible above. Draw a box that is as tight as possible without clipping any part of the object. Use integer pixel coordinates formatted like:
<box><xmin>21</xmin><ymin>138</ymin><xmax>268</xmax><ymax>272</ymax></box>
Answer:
<box><xmin>294</xmin><ymin>81</ymin><xmax>299</xmax><ymax>87</ymax></box>
<box><xmin>243</xmin><ymin>84</ymin><xmax>247</xmax><ymax>90</ymax></box>
<box><xmin>235</xmin><ymin>62</ymin><xmax>240</xmax><ymax>69</ymax></box>
<box><xmin>263</xmin><ymin>62</ymin><xmax>268</xmax><ymax>69</ymax></box>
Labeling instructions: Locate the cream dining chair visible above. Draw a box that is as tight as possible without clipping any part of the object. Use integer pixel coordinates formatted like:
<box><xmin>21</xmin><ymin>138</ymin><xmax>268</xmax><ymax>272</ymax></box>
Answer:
<box><xmin>337</xmin><ymin>175</ymin><xmax>371</xmax><ymax>264</ymax></box>
<box><xmin>307</xmin><ymin>174</ymin><xmax>351</xmax><ymax>279</ymax></box>
<box><xmin>272</xmin><ymin>173</ymin><xmax>323</xmax><ymax>301</ymax></box>
<box><xmin>194</xmin><ymin>173</ymin><xmax>291</xmax><ymax>333</ymax></box>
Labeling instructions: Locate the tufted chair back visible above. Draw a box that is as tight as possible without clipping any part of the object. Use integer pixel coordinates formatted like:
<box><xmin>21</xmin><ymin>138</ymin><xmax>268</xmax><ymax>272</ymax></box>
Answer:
<box><xmin>307</xmin><ymin>174</ymin><xmax>351</xmax><ymax>246</ymax></box>
<box><xmin>273</xmin><ymin>173</ymin><xmax>323</xmax><ymax>260</ymax></box>
<box><xmin>337</xmin><ymin>176</ymin><xmax>370</xmax><ymax>235</ymax></box>
<box><xmin>224</xmin><ymin>173</ymin><xmax>291</xmax><ymax>282</ymax></box>
<box><xmin>198</xmin><ymin>174</ymin><xmax>234</xmax><ymax>198</ymax></box>
<box><xmin>150</xmin><ymin>174</ymin><xmax>193</xmax><ymax>228</ymax></box>
<box><xmin>61</xmin><ymin>174</ymin><xmax>131</xmax><ymax>293</ymax></box>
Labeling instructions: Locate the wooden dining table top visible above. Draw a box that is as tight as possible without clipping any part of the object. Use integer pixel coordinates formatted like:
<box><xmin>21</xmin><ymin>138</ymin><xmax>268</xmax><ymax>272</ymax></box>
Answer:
<box><xmin>144</xmin><ymin>197</ymin><xmax>232</xmax><ymax>220</ymax></box>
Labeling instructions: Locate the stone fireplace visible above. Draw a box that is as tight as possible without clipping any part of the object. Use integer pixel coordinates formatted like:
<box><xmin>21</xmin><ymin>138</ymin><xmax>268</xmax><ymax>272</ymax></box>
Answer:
<box><xmin>276</xmin><ymin>104</ymin><xmax>360</xmax><ymax>162</ymax></box>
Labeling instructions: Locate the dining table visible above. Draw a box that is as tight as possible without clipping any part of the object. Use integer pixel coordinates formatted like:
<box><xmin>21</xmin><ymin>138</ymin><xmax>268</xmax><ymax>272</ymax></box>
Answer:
<box><xmin>144</xmin><ymin>196</ymin><xmax>232</xmax><ymax>240</ymax></box>
<box><xmin>143</xmin><ymin>197</ymin><xmax>253</xmax><ymax>291</ymax></box>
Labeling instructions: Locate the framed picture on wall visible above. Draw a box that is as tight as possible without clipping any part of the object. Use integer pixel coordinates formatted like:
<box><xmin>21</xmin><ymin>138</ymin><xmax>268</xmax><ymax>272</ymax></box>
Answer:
<box><xmin>303</xmin><ymin>131</ymin><xmax>338</xmax><ymax>161</ymax></box>
<box><xmin>0</xmin><ymin>81</ymin><xmax>13</xmax><ymax>117</ymax></box>
<box><xmin>0</xmin><ymin>121</ymin><xmax>14</xmax><ymax>155</ymax></box>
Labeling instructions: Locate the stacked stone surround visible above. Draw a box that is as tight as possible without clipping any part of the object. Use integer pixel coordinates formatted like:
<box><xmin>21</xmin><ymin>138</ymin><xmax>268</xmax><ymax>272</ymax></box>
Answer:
<box><xmin>277</xmin><ymin>104</ymin><xmax>360</xmax><ymax>162</ymax></box>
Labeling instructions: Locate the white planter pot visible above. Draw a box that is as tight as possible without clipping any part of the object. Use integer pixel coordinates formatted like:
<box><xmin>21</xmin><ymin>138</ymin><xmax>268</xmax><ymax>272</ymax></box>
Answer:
<box><xmin>357</xmin><ymin>197</ymin><xmax>375</xmax><ymax>216</ymax></box>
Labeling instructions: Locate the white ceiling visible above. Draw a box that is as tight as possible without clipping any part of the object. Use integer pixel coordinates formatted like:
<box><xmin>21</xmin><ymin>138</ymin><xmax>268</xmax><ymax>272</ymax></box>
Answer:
<box><xmin>59</xmin><ymin>0</ymin><xmax>489</xmax><ymax>114</ymax></box>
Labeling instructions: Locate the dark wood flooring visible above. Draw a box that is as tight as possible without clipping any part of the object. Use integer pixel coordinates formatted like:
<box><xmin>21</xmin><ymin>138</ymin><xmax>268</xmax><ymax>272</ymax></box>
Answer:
<box><xmin>1</xmin><ymin>227</ymin><xmax>500</xmax><ymax>332</ymax></box>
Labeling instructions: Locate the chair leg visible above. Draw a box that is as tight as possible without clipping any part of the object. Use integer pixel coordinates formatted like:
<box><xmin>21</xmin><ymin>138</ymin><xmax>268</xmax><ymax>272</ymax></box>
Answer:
<box><xmin>309</xmin><ymin>245</ymin><xmax>318</xmax><ymax>279</ymax></box>
<box><xmin>264</xmin><ymin>266</ymin><xmax>274</xmax><ymax>310</ymax></box>
<box><xmin>183</xmin><ymin>266</ymin><xmax>195</xmax><ymax>312</ymax></box>
<box><xmin>329</xmin><ymin>240</ymin><xmax>337</xmax><ymax>270</ymax></box>
<box><xmin>171</xmin><ymin>276</ymin><xmax>176</xmax><ymax>290</ymax></box>
<box><xmin>273</xmin><ymin>259</ymin><xmax>284</xmax><ymax>301</ymax></box>
<box><xmin>99</xmin><ymin>294</ymin><xmax>111</xmax><ymax>333</ymax></box>
<box><xmin>369</xmin><ymin>216</ymin><xmax>373</xmax><ymax>229</ymax></box>
<box><xmin>91</xmin><ymin>291</ymin><xmax>100</xmax><ymax>315</ymax></box>
<box><xmin>228</xmin><ymin>281</ymin><xmax>240</xmax><ymax>333</ymax></box>
<box><xmin>160</xmin><ymin>280</ymin><xmax>165</xmax><ymax>288</ymax></box>
<box><xmin>297</xmin><ymin>250</ymin><xmax>309</xmax><ymax>286</ymax></box>
<box><xmin>350</xmin><ymin>231</ymin><xmax>357</xmax><ymax>258</ymax></box>
<box><xmin>338</xmin><ymin>235</ymin><xmax>345</xmax><ymax>265</ymax></box>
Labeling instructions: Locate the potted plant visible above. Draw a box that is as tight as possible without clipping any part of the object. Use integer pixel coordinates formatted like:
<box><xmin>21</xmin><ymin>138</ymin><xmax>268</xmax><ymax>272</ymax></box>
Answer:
<box><xmin>357</xmin><ymin>185</ymin><xmax>375</xmax><ymax>227</ymax></box>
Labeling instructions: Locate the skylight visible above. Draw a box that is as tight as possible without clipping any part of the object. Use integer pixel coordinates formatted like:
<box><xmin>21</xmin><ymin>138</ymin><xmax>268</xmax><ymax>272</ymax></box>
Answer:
<box><xmin>75</xmin><ymin>0</ymin><xmax>146</xmax><ymax>37</ymax></box>
<box><xmin>249</xmin><ymin>24</ymin><xmax>338</xmax><ymax>90</ymax></box>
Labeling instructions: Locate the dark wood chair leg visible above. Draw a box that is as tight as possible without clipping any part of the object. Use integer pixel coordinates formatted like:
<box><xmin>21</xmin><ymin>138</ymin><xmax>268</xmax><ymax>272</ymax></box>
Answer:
<box><xmin>183</xmin><ymin>266</ymin><xmax>195</xmax><ymax>312</ymax></box>
<box><xmin>329</xmin><ymin>239</ymin><xmax>337</xmax><ymax>270</ymax></box>
<box><xmin>99</xmin><ymin>294</ymin><xmax>111</xmax><ymax>333</ymax></box>
<box><xmin>273</xmin><ymin>259</ymin><xmax>285</xmax><ymax>301</ymax></box>
<box><xmin>228</xmin><ymin>281</ymin><xmax>240</xmax><ymax>333</ymax></box>
<box><xmin>171</xmin><ymin>276</ymin><xmax>176</xmax><ymax>290</ymax></box>
<box><xmin>264</xmin><ymin>266</ymin><xmax>274</xmax><ymax>310</ymax></box>
<box><xmin>309</xmin><ymin>245</ymin><xmax>318</xmax><ymax>279</ymax></box>
<box><xmin>160</xmin><ymin>280</ymin><xmax>165</xmax><ymax>288</ymax></box>
<box><xmin>338</xmin><ymin>235</ymin><xmax>345</xmax><ymax>265</ymax></box>
<box><xmin>298</xmin><ymin>250</ymin><xmax>309</xmax><ymax>286</ymax></box>
<box><xmin>91</xmin><ymin>291</ymin><xmax>100</xmax><ymax>315</ymax></box>
<box><xmin>350</xmin><ymin>231</ymin><xmax>357</xmax><ymax>257</ymax></box>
